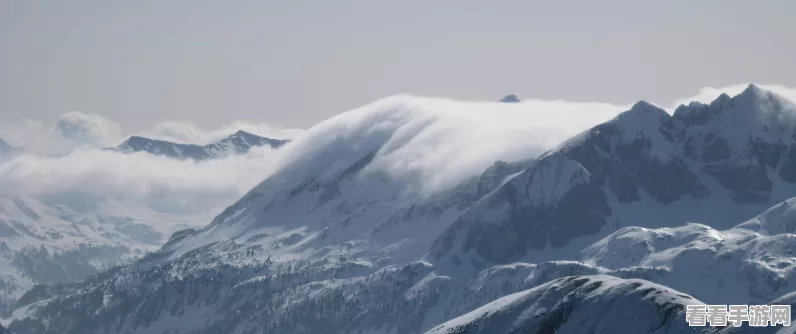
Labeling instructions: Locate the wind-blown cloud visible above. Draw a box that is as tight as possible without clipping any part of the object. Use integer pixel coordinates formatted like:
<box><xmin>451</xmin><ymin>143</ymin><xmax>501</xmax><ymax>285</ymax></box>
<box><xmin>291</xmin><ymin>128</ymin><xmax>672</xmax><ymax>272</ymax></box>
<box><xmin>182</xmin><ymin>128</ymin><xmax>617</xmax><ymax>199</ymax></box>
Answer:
<box><xmin>0</xmin><ymin>84</ymin><xmax>793</xmax><ymax>226</ymax></box>
<box><xmin>0</xmin><ymin>146</ymin><xmax>284</xmax><ymax>216</ymax></box>
<box><xmin>302</xmin><ymin>96</ymin><xmax>628</xmax><ymax>193</ymax></box>
<box><xmin>0</xmin><ymin>111</ymin><xmax>304</xmax><ymax>225</ymax></box>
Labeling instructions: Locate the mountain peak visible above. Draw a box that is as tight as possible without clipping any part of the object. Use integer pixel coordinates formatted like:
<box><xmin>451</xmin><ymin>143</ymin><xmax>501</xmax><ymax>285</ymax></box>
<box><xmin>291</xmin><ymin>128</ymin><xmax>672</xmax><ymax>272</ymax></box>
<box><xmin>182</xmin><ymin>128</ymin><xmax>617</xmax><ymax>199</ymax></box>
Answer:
<box><xmin>629</xmin><ymin>100</ymin><xmax>659</xmax><ymax>113</ymax></box>
<box><xmin>741</xmin><ymin>83</ymin><xmax>763</xmax><ymax>96</ymax></box>
<box><xmin>498</xmin><ymin>94</ymin><xmax>520</xmax><ymax>103</ymax></box>
<box><xmin>616</xmin><ymin>100</ymin><xmax>671</xmax><ymax>128</ymax></box>
<box><xmin>711</xmin><ymin>92</ymin><xmax>732</xmax><ymax>107</ymax></box>
<box><xmin>230</xmin><ymin>130</ymin><xmax>251</xmax><ymax>137</ymax></box>
<box><xmin>732</xmin><ymin>83</ymin><xmax>772</xmax><ymax>107</ymax></box>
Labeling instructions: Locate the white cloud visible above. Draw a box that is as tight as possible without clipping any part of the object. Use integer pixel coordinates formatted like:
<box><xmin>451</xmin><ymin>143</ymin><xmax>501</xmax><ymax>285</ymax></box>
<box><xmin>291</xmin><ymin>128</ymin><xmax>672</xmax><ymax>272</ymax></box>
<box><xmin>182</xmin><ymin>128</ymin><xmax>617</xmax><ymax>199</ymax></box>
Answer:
<box><xmin>0</xmin><ymin>146</ymin><xmax>284</xmax><ymax>216</ymax></box>
<box><xmin>0</xmin><ymin>111</ymin><xmax>124</xmax><ymax>154</ymax></box>
<box><xmin>265</xmin><ymin>95</ymin><xmax>629</xmax><ymax>195</ymax></box>
<box><xmin>1</xmin><ymin>84</ymin><xmax>794</xmax><ymax>226</ymax></box>
<box><xmin>0</xmin><ymin>112</ymin><xmax>304</xmax><ymax>155</ymax></box>
<box><xmin>52</xmin><ymin>111</ymin><xmax>123</xmax><ymax>146</ymax></box>
<box><xmin>0</xmin><ymin>110</ymin><xmax>304</xmax><ymax>223</ymax></box>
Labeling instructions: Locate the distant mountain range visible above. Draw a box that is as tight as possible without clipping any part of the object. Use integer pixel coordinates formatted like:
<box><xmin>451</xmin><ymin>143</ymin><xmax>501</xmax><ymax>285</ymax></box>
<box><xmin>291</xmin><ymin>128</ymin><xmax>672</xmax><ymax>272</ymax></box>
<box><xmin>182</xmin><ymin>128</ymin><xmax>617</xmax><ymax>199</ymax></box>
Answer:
<box><xmin>108</xmin><ymin>130</ymin><xmax>289</xmax><ymax>160</ymax></box>
<box><xmin>6</xmin><ymin>85</ymin><xmax>796</xmax><ymax>333</ymax></box>
<box><xmin>0</xmin><ymin>130</ymin><xmax>287</xmax><ymax>316</ymax></box>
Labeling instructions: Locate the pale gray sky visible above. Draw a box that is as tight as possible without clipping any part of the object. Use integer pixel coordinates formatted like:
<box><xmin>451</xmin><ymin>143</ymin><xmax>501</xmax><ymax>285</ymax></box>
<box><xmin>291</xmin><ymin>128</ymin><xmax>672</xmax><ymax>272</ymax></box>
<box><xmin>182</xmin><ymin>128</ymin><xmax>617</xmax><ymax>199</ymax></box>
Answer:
<box><xmin>2</xmin><ymin>0</ymin><xmax>794</xmax><ymax>131</ymax></box>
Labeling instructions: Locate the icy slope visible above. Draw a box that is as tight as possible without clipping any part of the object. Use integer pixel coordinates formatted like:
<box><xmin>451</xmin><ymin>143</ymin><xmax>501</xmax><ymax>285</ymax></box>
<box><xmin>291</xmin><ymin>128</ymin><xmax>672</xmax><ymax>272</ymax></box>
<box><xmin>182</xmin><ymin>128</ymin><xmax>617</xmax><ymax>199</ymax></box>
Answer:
<box><xmin>425</xmin><ymin>275</ymin><xmax>705</xmax><ymax>334</ymax></box>
<box><xmin>111</xmin><ymin>130</ymin><xmax>288</xmax><ymax>160</ymax></box>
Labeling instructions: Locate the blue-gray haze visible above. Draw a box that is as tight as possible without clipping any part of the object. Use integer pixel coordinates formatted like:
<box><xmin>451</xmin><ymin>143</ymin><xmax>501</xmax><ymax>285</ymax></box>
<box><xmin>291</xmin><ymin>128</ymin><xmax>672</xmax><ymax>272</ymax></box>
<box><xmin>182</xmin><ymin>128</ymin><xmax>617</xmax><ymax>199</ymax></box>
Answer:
<box><xmin>2</xmin><ymin>0</ymin><xmax>794</xmax><ymax>130</ymax></box>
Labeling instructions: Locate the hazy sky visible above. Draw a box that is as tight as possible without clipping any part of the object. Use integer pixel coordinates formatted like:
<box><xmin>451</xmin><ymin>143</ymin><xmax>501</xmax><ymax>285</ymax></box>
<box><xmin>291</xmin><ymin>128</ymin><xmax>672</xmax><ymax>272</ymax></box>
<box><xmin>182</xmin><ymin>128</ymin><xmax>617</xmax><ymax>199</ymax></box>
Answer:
<box><xmin>2</xmin><ymin>0</ymin><xmax>795</xmax><ymax>131</ymax></box>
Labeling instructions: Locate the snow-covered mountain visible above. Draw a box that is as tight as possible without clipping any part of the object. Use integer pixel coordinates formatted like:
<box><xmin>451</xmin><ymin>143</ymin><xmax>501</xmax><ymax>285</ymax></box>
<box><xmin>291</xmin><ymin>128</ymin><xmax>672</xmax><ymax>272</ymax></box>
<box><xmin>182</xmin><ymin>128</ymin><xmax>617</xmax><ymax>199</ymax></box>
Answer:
<box><xmin>425</xmin><ymin>275</ymin><xmax>705</xmax><ymax>334</ymax></box>
<box><xmin>5</xmin><ymin>85</ymin><xmax>796</xmax><ymax>333</ymax></box>
<box><xmin>430</xmin><ymin>84</ymin><xmax>796</xmax><ymax>272</ymax></box>
<box><xmin>110</xmin><ymin>130</ymin><xmax>288</xmax><ymax>160</ymax></box>
<box><xmin>0</xmin><ymin>194</ymin><xmax>209</xmax><ymax>316</ymax></box>
<box><xmin>577</xmin><ymin>195</ymin><xmax>796</xmax><ymax>306</ymax></box>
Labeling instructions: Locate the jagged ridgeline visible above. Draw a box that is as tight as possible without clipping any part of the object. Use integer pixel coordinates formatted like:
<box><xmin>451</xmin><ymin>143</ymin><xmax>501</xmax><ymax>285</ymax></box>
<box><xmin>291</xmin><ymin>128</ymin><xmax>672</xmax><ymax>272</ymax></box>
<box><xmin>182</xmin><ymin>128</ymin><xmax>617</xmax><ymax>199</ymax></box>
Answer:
<box><xmin>109</xmin><ymin>130</ymin><xmax>289</xmax><ymax>160</ymax></box>
<box><xmin>6</xmin><ymin>85</ymin><xmax>796</xmax><ymax>334</ymax></box>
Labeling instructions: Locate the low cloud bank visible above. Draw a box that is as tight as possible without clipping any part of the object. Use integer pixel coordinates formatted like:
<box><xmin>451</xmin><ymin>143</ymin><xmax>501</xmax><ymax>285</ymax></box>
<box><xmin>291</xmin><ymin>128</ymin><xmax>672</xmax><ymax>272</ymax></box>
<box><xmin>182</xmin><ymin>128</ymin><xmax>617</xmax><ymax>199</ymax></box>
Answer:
<box><xmin>1</xmin><ymin>84</ymin><xmax>792</xmax><ymax>220</ymax></box>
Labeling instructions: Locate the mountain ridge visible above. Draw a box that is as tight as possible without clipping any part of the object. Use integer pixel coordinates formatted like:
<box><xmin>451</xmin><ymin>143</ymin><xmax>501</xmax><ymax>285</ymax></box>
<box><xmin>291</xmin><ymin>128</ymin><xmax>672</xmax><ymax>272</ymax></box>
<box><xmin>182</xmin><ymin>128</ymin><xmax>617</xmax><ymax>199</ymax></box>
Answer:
<box><xmin>110</xmin><ymin>130</ymin><xmax>289</xmax><ymax>160</ymax></box>
<box><xmin>425</xmin><ymin>275</ymin><xmax>706</xmax><ymax>334</ymax></box>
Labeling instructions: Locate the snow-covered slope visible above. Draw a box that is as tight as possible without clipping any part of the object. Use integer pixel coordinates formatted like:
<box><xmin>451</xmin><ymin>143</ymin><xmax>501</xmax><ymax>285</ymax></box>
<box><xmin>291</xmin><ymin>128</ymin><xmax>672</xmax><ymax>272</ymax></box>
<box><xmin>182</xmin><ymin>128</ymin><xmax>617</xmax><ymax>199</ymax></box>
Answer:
<box><xmin>425</xmin><ymin>275</ymin><xmax>705</xmax><ymax>334</ymax></box>
<box><xmin>111</xmin><ymin>130</ymin><xmax>288</xmax><ymax>160</ymax></box>
<box><xmin>156</xmin><ymin>95</ymin><xmax>607</xmax><ymax>267</ymax></box>
<box><xmin>430</xmin><ymin>85</ymin><xmax>796</xmax><ymax>272</ymax></box>
<box><xmin>578</xmin><ymin>195</ymin><xmax>796</xmax><ymax>305</ymax></box>
<box><xmin>0</xmin><ymin>194</ymin><xmax>208</xmax><ymax>315</ymax></box>
<box><xmin>6</xmin><ymin>86</ymin><xmax>796</xmax><ymax>333</ymax></box>
<box><xmin>709</xmin><ymin>289</ymin><xmax>796</xmax><ymax>334</ymax></box>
